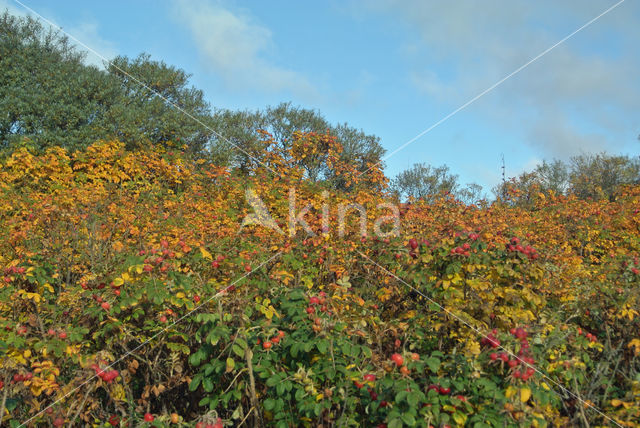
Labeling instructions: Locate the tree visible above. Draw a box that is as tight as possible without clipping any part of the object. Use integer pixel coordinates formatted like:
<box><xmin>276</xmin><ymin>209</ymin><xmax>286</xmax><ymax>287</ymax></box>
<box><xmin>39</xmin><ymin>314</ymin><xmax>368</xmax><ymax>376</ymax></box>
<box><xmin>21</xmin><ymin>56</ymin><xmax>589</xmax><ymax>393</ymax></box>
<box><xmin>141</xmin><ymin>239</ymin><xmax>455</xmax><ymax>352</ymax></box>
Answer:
<box><xmin>0</xmin><ymin>11</ymin><xmax>117</xmax><ymax>152</ymax></box>
<box><xmin>457</xmin><ymin>182</ymin><xmax>485</xmax><ymax>205</ymax></box>
<box><xmin>102</xmin><ymin>54</ymin><xmax>214</xmax><ymax>154</ymax></box>
<box><xmin>208</xmin><ymin>108</ymin><xmax>267</xmax><ymax>172</ymax></box>
<box><xmin>331</xmin><ymin>123</ymin><xmax>386</xmax><ymax>179</ymax></box>
<box><xmin>492</xmin><ymin>159</ymin><xmax>569</xmax><ymax>203</ymax></box>
<box><xmin>391</xmin><ymin>163</ymin><xmax>459</xmax><ymax>201</ymax></box>
<box><xmin>210</xmin><ymin>102</ymin><xmax>385</xmax><ymax>185</ymax></box>
<box><xmin>493</xmin><ymin>153</ymin><xmax>640</xmax><ymax>205</ymax></box>
<box><xmin>534</xmin><ymin>159</ymin><xmax>570</xmax><ymax>194</ymax></box>
<box><xmin>0</xmin><ymin>12</ymin><xmax>213</xmax><ymax>154</ymax></box>
<box><xmin>569</xmin><ymin>153</ymin><xmax>640</xmax><ymax>200</ymax></box>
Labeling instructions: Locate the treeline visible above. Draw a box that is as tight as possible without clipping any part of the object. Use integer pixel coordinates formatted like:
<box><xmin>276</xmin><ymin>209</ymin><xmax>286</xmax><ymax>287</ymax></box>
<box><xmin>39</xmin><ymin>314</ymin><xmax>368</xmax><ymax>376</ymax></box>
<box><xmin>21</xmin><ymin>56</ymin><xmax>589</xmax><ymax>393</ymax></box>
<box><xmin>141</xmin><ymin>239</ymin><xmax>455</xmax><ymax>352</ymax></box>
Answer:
<box><xmin>392</xmin><ymin>154</ymin><xmax>640</xmax><ymax>205</ymax></box>
<box><xmin>495</xmin><ymin>154</ymin><xmax>640</xmax><ymax>204</ymax></box>
<box><xmin>0</xmin><ymin>12</ymin><xmax>384</xmax><ymax>186</ymax></box>
<box><xmin>2</xmin><ymin>11</ymin><xmax>638</xmax><ymax>202</ymax></box>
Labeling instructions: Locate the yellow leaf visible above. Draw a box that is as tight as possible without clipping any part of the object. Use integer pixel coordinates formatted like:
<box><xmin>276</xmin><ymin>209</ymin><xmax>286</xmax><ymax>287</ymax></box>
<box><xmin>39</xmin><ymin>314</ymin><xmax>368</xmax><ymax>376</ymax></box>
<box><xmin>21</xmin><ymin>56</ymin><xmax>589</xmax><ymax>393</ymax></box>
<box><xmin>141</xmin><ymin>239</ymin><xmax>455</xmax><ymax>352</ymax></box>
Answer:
<box><xmin>111</xmin><ymin>384</ymin><xmax>126</xmax><ymax>402</ymax></box>
<box><xmin>200</xmin><ymin>247</ymin><xmax>212</xmax><ymax>260</ymax></box>
<box><xmin>627</xmin><ymin>339</ymin><xmax>640</xmax><ymax>355</ymax></box>
<box><xmin>113</xmin><ymin>277</ymin><xmax>124</xmax><ymax>287</ymax></box>
<box><xmin>401</xmin><ymin>310</ymin><xmax>416</xmax><ymax>320</ymax></box>
<box><xmin>176</xmin><ymin>292</ymin><xmax>185</xmax><ymax>299</ymax></box>
<box><xmin>25</xmin><ymin>292</ymin><xmax>41</xmax><ymax>303</ymax></box>
<box><xmin>505</xmin><ymin>386</ymin><xmax>517</xmax><ymax>399</ymax></box>
<box><xmin>226</xmin><ymin>357</ymin><xmax>235</xmax><ymax>373</ymax></box>
<box><xmin>611</xmin><ymin>399</ymin><xmax>623</xmax><ymax>407</ymax></box>
<box><xmin>520</xmin><ymin>387</ymin><xmax>531</xmax><ymax>403</ymax></box>
<box><xmin>465</xmin><ymin>340</ymin><xmax>481</xmax><ymax>356</ymax></box>
<box><xmin>452</xmin><ymin>412</ymin><xmax>467</xmax><ymax>425</ymax></box>
<box><xmin>65</xmin><ymin>345</ymin><xmax>80</xmax><ymax>356</ymax></box>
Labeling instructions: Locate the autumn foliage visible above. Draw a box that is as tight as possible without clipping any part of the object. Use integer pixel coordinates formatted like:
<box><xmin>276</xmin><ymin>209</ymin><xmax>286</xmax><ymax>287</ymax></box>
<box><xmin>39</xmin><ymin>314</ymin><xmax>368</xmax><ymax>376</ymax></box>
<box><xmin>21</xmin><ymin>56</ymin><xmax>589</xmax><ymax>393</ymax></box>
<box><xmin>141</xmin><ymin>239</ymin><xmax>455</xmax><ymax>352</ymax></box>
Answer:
<box><xmin>0</xmin><ymin>137</ymin><xmax>639</xmax><ymax>427</ymax></box>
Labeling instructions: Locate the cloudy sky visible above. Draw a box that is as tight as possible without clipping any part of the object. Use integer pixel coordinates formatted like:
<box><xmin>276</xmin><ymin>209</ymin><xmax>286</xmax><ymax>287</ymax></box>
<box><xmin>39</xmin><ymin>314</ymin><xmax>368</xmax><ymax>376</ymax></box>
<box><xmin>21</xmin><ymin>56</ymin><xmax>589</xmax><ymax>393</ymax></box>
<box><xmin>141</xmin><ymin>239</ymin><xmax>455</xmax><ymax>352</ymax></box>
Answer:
<box><xmin>3</xmin><ymin>0</ymin><xmax>639</xmax><ymax>190</ymax></box>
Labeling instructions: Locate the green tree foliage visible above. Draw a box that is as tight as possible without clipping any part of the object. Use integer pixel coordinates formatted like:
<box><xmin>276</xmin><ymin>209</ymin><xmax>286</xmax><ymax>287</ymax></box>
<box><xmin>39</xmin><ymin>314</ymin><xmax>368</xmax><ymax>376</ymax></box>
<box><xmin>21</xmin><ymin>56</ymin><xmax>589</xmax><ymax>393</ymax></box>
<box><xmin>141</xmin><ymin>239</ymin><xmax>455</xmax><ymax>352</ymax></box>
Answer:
<box><xmin>391</xmin><ymin>162</ymin><xmax>484</xmax><ymax>203</ymax></box>
<box><xmin>494</xmin><ymin>153</ymin><xmax>640</xmax><ymax>205</ymax></box>
<box><xmin>569</xmin><ymin>153</ymin><xmax>640</xmax><ymax>200</ymax></box>
<box><xmin>1</xmin><ymin>11</ymin><xmax>383</xmax><ymax>177</ymax></box>
<box><xmin>456</xmin><ymin>182</ymin><xmax>485</xmax><ymax>205</ymax></box>
<box><xmin>0</xmin><ymin>12</ymin><xmax>213</xmax><ymax>154</ymax></box>
<box><xmin>210</xmin><ymin>102</ymin><xmax>385</xmax><ymax>183</ymax></box>
<box><xmin>534</xmin><ymin>159</ymin><xmax>570</xmax><ymax>194</ymax></box>
<box><xmin>492</xmin><ymin>160</ymin><xmax>569</xmax><ymax>207</ymax></box>
<box><xmin>0</xmin><ymin>12</ymin><xmax>117</xmax><ymax>151</ymax></box>
<box><xmin>102</xmin><ymin>54</ymin><xmax>213</xmax><ymax>154</ymax></box>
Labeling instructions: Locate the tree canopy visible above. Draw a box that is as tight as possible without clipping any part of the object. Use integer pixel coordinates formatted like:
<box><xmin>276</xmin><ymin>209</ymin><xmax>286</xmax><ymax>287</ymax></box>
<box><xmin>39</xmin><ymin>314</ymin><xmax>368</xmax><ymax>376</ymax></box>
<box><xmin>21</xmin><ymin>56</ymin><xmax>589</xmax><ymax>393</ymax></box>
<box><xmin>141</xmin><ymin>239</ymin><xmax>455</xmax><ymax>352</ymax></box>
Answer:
<box><xmin>2</xmin><ymin>10</ymin><xmax>638</xmax><ymax>202</ymax></box>
<box><xmin>391</xmin><ymin>162</ymin><xmax>484</xmax><ymax>204</ymax></box>
<box><xmin>0</xmin><ymin>12</ymin><xmax>115</xmax><ymax>151</ymax></box>
<box><xmin>210</xmin><ymin>102</ymin><xmax>385</xmax><ymax>185</ymax></box>
<box><xmin>0</xmin><ymin>12</ymin><xmax>213</xmax><ymax>154</ymax></box>
<box><xmin>493</xmin><ymin>153</ymin><xmax>640</xmax><ymax>205</ymax></box>
<box><xmin>1</xmin><ymin>11</ymin><xmax>385</xmax><ymax>185</ymax></box>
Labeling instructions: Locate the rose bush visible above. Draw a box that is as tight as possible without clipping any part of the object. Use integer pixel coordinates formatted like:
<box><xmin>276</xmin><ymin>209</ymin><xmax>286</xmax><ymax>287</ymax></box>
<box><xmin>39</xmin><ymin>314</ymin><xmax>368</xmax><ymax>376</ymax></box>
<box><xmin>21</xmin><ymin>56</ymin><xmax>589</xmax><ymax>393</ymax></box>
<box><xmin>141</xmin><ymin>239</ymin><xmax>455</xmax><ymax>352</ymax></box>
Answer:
<box><xmin>0</xmin><ymin>137</ymin><xmax>638</xmax><ymax>426</ymax></box>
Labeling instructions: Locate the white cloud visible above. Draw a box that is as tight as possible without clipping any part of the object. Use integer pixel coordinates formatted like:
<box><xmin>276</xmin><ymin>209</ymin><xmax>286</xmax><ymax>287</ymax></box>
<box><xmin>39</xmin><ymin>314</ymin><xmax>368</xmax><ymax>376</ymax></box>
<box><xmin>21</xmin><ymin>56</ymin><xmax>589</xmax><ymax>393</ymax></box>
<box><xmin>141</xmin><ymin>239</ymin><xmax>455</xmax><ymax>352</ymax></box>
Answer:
<box><xmin>173</xmin><ymin>0</ymin><xmax>316</xmax><ymax>97</ymax></box>
<box><xmin>367</xmin><ymin>0</ymin><xmax>640</xmax><ymax>160</ymax></box>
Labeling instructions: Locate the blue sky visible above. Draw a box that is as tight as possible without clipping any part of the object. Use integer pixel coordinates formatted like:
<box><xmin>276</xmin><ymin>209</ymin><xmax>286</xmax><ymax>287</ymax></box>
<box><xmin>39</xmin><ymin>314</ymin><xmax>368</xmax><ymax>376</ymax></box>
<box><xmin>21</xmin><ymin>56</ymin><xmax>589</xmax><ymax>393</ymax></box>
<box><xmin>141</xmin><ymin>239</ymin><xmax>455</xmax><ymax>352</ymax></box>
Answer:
<box><xmin>3</xmin><ymin>0</ymin><xmax>640</xmax><ymax>191</ymax></box>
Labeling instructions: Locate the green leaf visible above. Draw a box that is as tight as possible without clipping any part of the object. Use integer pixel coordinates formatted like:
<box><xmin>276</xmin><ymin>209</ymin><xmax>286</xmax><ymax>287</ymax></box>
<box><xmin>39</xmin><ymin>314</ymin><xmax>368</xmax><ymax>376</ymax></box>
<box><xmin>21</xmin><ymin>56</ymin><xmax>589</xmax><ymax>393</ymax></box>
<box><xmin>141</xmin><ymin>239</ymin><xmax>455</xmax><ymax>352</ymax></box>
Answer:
<box><xmin>388</xmin><ymin>418</ymin><xmax>403</xmax><ymax>428</ymax></box>
<box><xmin>317</xmin><ymin>339</ymin><xmax>328</xmax><ymax>354</ymax></box>
<box><xmin>425</xmin><ymin>356</ymin><xmax>441</xmax><ymax>373</ymax></box>
<box><xmin>264</xmin><ymin>398</ymin><xmax>276</xmax><ymax>410</ymax></box>
<box><xmin>266</xmin><ymin>374</ymin><xmax>280</xmax><ymax>387</ymax></box>
<box><xmin>290</xmin><ymin>342</ymin><xmax>299</xmax><ymax>358</ymax></box>
<box><xmin>401</xmin><ymin>412</ymin><xmax>416</xmax><ymax>426</ymax></box>
<box><xmin>236</xmin><ymin>337</ymin><xmax>248</xmax><ymax>350</ymax></box>
<box><xmin>232</xmin><ymin>344</ymin><xmax>244</xmax><ymax>358</ymax></box>
<box><xmin>362</xmin><ymin>346</ymin><xmax>372</xmax><ymax>358</ymax></box>
<box><xmin>407</xmin><ymin>391</ymin><xmax>421</xmax><ymax>407</ymax></box>
<box><xmin>189</xmin><ymin>374</ymin><xmax>202</xmax><ymax>391</ymax></box>
<box><xmin>395</xmin><ymin>390</ymin><xmax>408</xmax><ymax>403</ymax></box>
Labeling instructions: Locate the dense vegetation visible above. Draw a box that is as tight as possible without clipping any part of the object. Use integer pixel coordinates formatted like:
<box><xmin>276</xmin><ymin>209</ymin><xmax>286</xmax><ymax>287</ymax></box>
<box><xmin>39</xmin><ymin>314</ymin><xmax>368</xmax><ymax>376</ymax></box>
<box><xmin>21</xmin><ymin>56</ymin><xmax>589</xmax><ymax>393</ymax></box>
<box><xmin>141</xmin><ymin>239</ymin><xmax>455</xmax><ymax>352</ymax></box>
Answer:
<box><xmin>1</xmin><ymin>9</ymin><xmax>640</xmax><ymax>428</ymax></box>
<box><xmin>0</xmin><ymin>12</ymin><xmax>384</xmax><ymax>183</ymax></box>
<box><xmin>1</xmin><ymin>138</ymin><xmax>639</xmax><ymax>427</ymax></box>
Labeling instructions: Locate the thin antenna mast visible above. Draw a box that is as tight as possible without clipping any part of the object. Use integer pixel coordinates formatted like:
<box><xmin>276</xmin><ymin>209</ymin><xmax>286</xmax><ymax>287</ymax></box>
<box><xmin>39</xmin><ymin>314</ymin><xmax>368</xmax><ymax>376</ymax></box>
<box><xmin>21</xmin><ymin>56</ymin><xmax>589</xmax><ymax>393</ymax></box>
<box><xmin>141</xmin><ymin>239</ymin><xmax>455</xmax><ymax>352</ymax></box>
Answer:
<box><xmin>501</xmin><ymin>154</ymin><xmax>506</xmax><ymax>199</ymax></box>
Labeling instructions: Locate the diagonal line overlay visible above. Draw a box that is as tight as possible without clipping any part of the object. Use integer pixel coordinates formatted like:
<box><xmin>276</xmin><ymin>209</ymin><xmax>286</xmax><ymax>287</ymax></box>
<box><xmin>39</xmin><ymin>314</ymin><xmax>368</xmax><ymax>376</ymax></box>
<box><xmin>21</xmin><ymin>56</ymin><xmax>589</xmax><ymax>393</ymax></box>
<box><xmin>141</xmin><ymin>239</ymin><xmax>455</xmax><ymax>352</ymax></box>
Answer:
<box><xmin>18</xmin><ymin>252</ymin><xmax>283</xmax><ymax>427</ymax></box>
<box><xmin>357</xmin><ymin>250</ymin><xmax>622</xmax><ymax>427</ymax></box>
<box><xmin>358</xmin><ymin>0</ymin><xmax>626</xmax><ymax>178</ymax></box>
<box><xmin>12</xmin><ymin>0</ymin><xmax>277</xmax><ymax>175</ymax></box>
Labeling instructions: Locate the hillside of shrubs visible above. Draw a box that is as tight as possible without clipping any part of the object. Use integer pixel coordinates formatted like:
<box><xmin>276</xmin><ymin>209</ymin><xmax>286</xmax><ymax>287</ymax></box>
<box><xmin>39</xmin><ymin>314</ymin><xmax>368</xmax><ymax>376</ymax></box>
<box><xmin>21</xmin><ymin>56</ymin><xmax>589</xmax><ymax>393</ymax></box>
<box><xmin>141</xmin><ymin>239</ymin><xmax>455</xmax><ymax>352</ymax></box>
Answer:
<box><xmin>0</xmin><ymin>134</ymin><xmax>639</xmax><ymax>427</ymax></box>
<box><xmin>2</xmin><ymin>10</ymin><xmax>640</xmax><ymax>428</ymax></box>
